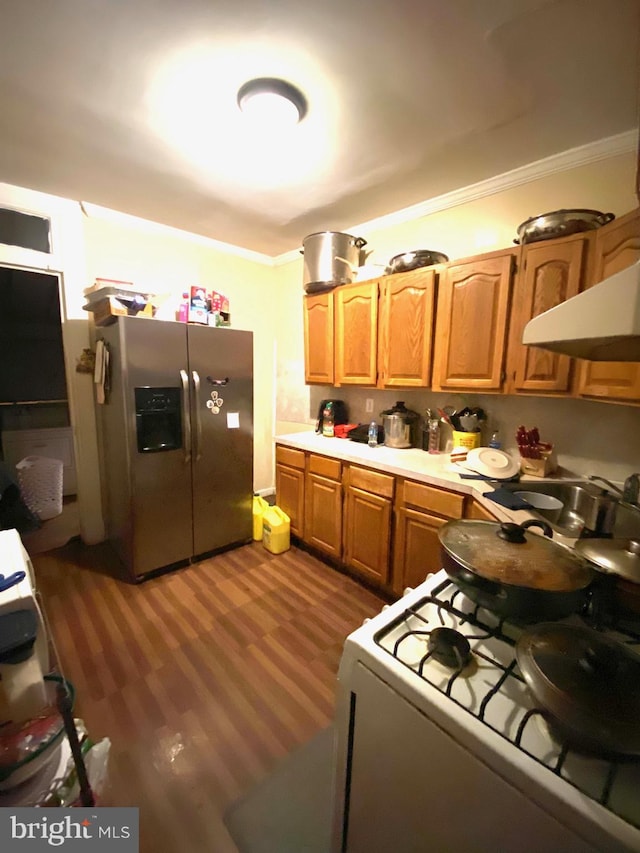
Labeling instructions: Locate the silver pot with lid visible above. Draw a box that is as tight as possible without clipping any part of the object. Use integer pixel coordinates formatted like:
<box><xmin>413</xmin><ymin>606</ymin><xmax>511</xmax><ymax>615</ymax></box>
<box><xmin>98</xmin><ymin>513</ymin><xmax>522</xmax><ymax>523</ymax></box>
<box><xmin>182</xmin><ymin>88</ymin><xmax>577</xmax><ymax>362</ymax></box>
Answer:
<box><xmin>301</xmin><ymin>231</ymin><xmax>367</xmax><ymax>294</ymax></box>
<box><xmin>380</xmin><ymin>401</ymin><xmax>420</xmax><ymax>449</ymax></box>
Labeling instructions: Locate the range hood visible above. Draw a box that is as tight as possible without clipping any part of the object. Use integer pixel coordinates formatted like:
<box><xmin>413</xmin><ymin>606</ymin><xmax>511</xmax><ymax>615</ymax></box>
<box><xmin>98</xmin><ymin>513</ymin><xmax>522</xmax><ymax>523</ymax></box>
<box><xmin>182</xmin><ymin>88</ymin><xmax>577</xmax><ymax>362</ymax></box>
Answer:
<box><xmin>522</xmin><ymin>261</ymin><xmax>640</xmax><ymax>361</ymax></box>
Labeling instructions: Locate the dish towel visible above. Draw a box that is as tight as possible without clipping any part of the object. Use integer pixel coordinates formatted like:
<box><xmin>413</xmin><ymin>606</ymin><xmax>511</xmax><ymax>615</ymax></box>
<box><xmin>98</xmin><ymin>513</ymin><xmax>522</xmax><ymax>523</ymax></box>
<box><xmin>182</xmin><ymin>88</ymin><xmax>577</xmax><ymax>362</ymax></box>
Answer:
<box><xmin>484</xmin><ymin>488</ymin><xmax>532</xmax><ymax>510</ymax></box>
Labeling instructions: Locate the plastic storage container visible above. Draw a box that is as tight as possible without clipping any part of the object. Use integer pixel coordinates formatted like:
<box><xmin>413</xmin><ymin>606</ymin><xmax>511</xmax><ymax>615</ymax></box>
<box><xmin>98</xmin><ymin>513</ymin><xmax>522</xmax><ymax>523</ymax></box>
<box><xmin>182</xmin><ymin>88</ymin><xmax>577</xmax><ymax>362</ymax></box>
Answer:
<box><xmin>16</xmin><ymin>456</ymin><xmax>64</xmax><ymax>520</ymax></box>
<box><xmin>252</xmin><ymin>495</ymin><xmax>269</xmax><ymax>541</ymax></box>
<box><xmin>262</xmin><ymin>506</ymin><xmax>291</xmax><ymax>555</ymax></box>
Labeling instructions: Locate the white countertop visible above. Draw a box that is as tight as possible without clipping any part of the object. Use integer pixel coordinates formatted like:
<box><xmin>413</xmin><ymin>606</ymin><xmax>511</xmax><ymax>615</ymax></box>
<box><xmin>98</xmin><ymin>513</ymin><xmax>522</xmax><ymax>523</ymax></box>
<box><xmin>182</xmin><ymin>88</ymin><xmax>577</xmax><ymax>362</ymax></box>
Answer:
<box><xmin>274</xmin><ymin>431</ymin><xmax>581</xmax><ymax>545</ymax></box>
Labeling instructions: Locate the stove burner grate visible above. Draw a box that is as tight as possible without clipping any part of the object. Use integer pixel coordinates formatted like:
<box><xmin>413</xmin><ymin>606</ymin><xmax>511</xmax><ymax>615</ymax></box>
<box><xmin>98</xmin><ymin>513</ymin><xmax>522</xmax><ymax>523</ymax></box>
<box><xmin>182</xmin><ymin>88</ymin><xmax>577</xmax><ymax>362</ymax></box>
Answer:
<box><xmin>373</xmin><ymin>577</ymin><xmax>640</xmax><ymax>830</ymax></box>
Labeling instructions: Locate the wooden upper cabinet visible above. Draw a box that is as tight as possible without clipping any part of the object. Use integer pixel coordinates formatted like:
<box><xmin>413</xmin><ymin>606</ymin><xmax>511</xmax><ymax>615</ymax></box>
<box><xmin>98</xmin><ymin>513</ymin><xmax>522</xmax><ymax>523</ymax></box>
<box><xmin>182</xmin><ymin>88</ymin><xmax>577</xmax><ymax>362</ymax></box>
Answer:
<box><xmin>334</xmin><ymin>281</ymin><xmax>379</xmax><ymax>385</ymax></box>
<box><xmin>578</xmin><ymin>208</ymin><xmax>640</xmax><ymax>401</ymax></box>
<box><xmin>431</xmin><ymin>250</ymin><xmax>515</xmax><ymax>391</ymax></box>
<box><xmin>507</xmin><ymin>235</ymin><xmax>588</xmax><ymax>394</ymax></box>
<box><xmin>378</xmin><ymin>268</ymin><xmax>435</xmax><ymax>388</ymax></box>
<box><xmin>303</xmin><ymin>292</ymin><xmax>334</xmax><ymax>384</ymax></box>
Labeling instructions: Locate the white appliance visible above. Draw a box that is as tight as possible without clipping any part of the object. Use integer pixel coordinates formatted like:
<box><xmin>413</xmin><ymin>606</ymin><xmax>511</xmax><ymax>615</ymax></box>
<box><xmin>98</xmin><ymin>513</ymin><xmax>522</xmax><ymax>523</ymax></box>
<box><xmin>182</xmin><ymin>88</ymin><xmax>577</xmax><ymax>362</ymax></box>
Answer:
<box><xmin>0</xmin><ymin>529</ymin><xmax>49</xmax><ymax>724</ymax></box>
<box><xmin>332</xmin><ymin>571</ymin><xmax>640</xmax><ymax>853</ymax></box>
<box><xmin>522</xmin><ymin>261</ymin><xmax>640</xmax><ymax>361</ymax></box>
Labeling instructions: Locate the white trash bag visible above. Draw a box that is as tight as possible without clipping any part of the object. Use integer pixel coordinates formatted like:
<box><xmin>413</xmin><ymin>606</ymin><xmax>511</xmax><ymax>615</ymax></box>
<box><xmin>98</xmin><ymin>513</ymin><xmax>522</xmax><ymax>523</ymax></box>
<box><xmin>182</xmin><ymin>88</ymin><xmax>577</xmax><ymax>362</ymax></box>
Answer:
<box><xmin>16</xmin><ymin>456</ymin><xmax>64</xmax><ymax>521</ymax></box>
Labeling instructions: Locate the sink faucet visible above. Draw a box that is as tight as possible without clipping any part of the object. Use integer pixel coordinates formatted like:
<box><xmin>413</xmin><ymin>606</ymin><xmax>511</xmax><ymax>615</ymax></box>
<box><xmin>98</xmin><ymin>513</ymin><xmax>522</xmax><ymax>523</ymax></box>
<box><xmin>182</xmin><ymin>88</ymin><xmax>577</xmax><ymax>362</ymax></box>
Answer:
<box><xmin>587</xmin><ymin>473</ymin><xmax>640</xmax><ymax>505</ymax></box>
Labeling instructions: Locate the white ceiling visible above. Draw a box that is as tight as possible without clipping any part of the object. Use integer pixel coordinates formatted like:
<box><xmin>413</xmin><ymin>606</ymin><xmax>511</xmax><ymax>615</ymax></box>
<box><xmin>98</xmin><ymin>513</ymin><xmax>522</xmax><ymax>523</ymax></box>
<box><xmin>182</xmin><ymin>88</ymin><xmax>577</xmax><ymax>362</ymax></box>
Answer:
<box><xmin>0</xmin><ymin>0</ymin><xmax>638</xmax><ymax>256</ymax></box>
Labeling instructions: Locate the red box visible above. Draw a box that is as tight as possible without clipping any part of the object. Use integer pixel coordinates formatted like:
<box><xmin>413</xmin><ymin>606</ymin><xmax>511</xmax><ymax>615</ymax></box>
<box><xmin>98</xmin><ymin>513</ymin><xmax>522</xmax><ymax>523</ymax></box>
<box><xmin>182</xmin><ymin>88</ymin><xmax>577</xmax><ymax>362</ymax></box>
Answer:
<box><xmin>190</xmin><ymin>286</ymin><xmax>208</xmax><ymax>310</ymax></box>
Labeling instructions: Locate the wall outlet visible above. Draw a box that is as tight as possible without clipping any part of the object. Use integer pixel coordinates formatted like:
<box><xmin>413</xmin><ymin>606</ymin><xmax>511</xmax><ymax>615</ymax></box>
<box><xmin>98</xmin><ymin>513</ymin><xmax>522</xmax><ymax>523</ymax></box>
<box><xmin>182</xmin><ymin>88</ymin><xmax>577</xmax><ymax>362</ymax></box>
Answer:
<box><xmin>365</xmin><ymin>398</ymin><xmax>374</xmax><ymax>413</ymax></box>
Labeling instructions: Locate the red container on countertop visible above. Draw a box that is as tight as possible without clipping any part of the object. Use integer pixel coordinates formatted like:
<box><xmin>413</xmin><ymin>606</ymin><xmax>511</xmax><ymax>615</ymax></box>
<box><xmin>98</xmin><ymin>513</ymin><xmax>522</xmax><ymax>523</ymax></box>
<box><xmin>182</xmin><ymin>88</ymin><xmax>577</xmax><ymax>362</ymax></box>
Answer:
<box><xmin>334</xmin><ymin>424</ymin><xmax>358</xmax><ymax>439</ymax></box>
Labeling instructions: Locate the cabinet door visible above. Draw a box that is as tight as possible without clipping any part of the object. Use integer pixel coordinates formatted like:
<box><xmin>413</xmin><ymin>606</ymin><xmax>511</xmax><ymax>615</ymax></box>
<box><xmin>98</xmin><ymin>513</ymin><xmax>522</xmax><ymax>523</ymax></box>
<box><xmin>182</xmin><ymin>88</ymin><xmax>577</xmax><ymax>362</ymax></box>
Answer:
<box><xmin>378</xmin><ymin>269</ymin><xmax>435</xmax><ymax>387</ymax></box>
<box><xmin>334</xmin><ymin>281</ymin><xmax>378</xmax><ymax>385</ymax></box>
<box><xmin>275</xmin><ymin>463</ymin><xmax>305</xmax><ymax>538</ymax></box>
<box><xmin>304</xmin><ymin>472</ymin><xmax>342</xmax><ymax>559</ymax></box>
<box><xmin>392</xmin><ymin>506</ymin><xmax>447</xmax><ymax>596</ymax></box>
<box><xmin>432</xmin><ymin>251</ymin><xmax>514</xmax><ymax>391</ymax></box>
<box><xmin>343</xmin><ymin>486</ymin><xmax>392</xmax><ymax>587</ymax></box>
<box><xmin>578</xmin><ymin>209</ymin><xmax>640</xmax><ymax>401</ymax></box>
<box><xmin>508</xmin><ymin>237</ymin><xmax>587</xmax><ymax>394</ymax></box>
<box><xmin>304</xmin><ymin>292</ymin><xmax>334</xmax><ymax>384</ymax></box>
<box><xmin>464</xmin><ymin>498</ymin><xmax>499</xmax><ymax>521</ymax></box>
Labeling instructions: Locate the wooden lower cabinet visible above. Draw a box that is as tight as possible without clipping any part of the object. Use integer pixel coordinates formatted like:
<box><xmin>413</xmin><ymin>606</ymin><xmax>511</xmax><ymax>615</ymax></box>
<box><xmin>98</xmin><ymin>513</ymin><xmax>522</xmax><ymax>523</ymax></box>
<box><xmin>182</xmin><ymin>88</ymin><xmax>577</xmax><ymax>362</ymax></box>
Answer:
<box><xmin>275</xmin><ymin>446</ymin><xmax>306</xmax><ymax>537</ymax></box>
<box><xmin>275</xmin><ymin>444</ymin><xmax>493</xmax><ymax>595</ymax></box>
<box><xmin>392</xmin><ymin>478</ymin><xmax>466</xmax><ymax>596</ymax></box>
<box><xmin>304</xmin><ymin>472</ymin><xmax>343</xmax><ymax>560</ymax></box>
<box><xmin>392</xmin><ymin>507</ymin><xmax>448</xmax><ymax>596</ymax></box>
<box><xmin>343</xmin><ymin>465</ymin><xmax>395</xmax><ymax>587</ymax></box>
<box><xmin>275</xmin><ymin>463</ymin><xmax>305</xmax><ymax>537</ymax></box>
<box><xmin>464</xmin><ymin>498</ymin><xmax>499</xmax><ymax>521</ymax></box>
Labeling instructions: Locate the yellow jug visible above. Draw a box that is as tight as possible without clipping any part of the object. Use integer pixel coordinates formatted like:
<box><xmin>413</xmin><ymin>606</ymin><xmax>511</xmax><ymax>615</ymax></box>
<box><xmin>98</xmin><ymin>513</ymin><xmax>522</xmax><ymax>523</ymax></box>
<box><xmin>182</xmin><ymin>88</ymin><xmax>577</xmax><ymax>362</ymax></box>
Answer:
<box><xmin>252</xmin><ymin>495</ymin><xmax>269</xmax><ymax>541</ymax></box>
<box><xmin>262</xmin><ymin>506</ymin><xmax>291</xmax><ymax>555</ymax></box>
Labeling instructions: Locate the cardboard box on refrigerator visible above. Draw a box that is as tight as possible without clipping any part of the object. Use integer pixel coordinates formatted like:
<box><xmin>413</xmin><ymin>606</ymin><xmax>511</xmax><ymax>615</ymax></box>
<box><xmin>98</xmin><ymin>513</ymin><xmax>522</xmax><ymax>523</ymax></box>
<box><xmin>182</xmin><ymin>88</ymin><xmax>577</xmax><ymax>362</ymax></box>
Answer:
<box><xmin>90</xmin><ymin>296</ymin><xmax>154</xmax><ymax>327</ymax></box>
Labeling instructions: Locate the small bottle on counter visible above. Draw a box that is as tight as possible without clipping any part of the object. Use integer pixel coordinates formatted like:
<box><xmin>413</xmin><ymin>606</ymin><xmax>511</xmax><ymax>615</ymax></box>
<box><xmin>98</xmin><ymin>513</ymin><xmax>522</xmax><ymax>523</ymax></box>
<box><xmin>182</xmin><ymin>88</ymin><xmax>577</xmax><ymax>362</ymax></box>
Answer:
<box><xmin>322</xmin><ymin>401</ymin><xmax>335</xmax><ymax>437</ymax></box>
<box><xmin>489</xmin><ymin>430</ymin><xmax>502</xmax><ymax>450</ymax></box>
<box><xmin>427</xmin><ymin>416</ymin><xmax>440</xmax><ymax>454</ymax></box>
<box><xmin>368</xmin><ymin>421</ymin><xmax>378</xmax><ymax>447</ymax></box>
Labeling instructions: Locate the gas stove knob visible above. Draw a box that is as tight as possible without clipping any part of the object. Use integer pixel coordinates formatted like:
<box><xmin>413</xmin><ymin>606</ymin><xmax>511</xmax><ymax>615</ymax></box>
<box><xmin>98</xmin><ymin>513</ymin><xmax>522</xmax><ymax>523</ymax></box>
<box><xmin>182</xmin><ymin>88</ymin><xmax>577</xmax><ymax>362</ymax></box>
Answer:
<box><xmin>403</xmin><ymin>587</ymin><xmax>414</xmax><ymax>597</ymax></box>
<box><xmin>362</xmin><ymin>617</ymin><xmax>371</xmax><ymax>625</ymax></box>
<box><xmin>381</xmin><ymin>604</ymin><xmax>390</xmax><ymax>611</ymax></box>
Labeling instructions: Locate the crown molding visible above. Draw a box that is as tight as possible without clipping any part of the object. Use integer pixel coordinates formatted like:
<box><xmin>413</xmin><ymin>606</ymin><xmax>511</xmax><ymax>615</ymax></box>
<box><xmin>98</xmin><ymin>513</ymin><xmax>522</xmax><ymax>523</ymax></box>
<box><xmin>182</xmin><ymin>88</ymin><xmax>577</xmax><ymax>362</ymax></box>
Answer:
<box><xmin>273</xmin><ymin>129</ymin><xmax>638</xmax><ymax>266</ymax></box>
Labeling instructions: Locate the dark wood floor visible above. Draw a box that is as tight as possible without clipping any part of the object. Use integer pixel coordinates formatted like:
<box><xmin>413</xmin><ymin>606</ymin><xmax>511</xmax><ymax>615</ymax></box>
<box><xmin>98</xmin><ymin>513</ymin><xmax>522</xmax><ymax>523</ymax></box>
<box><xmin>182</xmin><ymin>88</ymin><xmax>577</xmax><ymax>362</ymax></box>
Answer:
<box><xmin>31</xmin><ymin>540</ymin><xmax>386</xmax><ymax>852</ymax></box>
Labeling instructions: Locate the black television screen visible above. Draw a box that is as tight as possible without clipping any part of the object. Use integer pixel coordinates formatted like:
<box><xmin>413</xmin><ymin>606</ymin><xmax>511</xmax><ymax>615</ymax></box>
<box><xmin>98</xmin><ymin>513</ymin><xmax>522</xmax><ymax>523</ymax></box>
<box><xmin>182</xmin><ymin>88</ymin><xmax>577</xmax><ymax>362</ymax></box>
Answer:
<box><xmin>0</xmin><ymin>267</ymin><xmax>68</xmax><ymax>404</ymax></box>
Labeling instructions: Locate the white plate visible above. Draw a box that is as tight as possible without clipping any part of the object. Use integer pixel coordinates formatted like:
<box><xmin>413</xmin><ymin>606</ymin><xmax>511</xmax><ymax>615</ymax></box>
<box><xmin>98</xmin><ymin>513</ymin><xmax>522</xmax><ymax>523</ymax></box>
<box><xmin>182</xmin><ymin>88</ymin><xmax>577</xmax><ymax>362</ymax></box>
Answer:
<box><xmin>465</xmin><ymin>447</ymin><xmax>520</xmax><ymax>479</ymax></box>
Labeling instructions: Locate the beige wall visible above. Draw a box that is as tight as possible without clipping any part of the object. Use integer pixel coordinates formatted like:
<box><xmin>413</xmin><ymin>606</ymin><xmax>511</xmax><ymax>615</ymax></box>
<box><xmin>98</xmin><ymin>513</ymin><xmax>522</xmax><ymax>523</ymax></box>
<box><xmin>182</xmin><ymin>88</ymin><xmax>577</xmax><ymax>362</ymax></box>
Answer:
<box><xmin>82</xmin><ymin>214</ymin><xmax>279</xmax><ymax>493</ymax></box>
<box><xmin>273</xmin><ymin>151</ymin><xmax>640</xmax><ymax>483</ymax></box>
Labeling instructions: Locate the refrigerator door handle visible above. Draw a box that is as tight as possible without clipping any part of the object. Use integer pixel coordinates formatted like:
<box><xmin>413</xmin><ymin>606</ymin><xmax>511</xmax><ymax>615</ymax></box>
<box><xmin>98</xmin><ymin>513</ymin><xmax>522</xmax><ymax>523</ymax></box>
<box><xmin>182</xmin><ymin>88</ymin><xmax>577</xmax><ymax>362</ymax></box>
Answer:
<box><xmin>180</xmin><ymin>369</ymin><xmax>192</xmax><ymax>464</ymax></box>
<box><xmin>192</xmin><ymin>370</ymin><xmax>203</xmax><ymax>461</ymax></box>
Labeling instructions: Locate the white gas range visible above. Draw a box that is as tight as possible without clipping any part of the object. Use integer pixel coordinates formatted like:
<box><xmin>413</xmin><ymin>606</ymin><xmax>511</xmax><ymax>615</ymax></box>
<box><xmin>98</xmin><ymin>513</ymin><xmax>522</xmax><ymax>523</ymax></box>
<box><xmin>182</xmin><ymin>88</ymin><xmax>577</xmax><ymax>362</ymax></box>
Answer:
<box><xmin>332</xmin><ymin>570</ymin><xmax>640</xmax><ymax>853</ymax></box>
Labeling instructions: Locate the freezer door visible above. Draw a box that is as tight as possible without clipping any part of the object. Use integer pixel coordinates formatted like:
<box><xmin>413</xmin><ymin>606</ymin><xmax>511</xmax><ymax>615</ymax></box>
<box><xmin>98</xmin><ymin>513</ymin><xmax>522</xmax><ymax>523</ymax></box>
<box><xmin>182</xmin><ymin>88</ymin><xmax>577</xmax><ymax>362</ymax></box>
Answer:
<box><xmin>187</xmin><ymin>325</ymin><xmax>253</xmax><ymax>556</ymax></box>
<box><xmin>119</xmin><ymin>317</ymin><xmax>194</xmax><ymax>577</ymax></box>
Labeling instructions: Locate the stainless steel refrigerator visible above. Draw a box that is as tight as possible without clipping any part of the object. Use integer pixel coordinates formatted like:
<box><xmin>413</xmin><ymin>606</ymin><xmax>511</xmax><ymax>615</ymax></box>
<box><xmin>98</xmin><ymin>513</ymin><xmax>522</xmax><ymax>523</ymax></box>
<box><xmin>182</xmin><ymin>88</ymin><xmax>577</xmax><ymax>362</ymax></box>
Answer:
<box><xmin>98</xmin><ymin>316</ymin><xmax>253</xmax><ymax>581</ymax></box>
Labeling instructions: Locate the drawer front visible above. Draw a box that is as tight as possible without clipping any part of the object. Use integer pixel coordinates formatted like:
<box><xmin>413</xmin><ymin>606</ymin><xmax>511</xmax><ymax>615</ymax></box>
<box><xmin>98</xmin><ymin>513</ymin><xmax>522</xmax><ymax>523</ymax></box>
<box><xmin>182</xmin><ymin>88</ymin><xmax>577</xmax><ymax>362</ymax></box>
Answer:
<box><xmin>275</xmin><ymin>445</ymin><xmax>306</xmax><ymax>470</ymax></box>
<box><xmin>347</xmin><ymin>465</ymin><xmax>395</xmax><ymax>499</ymax></box>
<box><xmin>399</xmin><ymin>479</ymin><xmax>464</xmax><ymax>519</ymax></box>
<box><xmin>308</xmin><ymin>453</ymin><xmax>342</xmax><ymax>481</ymax></box>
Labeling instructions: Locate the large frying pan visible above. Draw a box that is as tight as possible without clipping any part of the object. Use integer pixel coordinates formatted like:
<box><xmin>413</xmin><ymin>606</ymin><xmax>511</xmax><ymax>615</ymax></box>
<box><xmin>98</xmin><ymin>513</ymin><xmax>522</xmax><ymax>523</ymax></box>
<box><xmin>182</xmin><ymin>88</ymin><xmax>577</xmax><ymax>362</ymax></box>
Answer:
<box><xmin>438</xmin><ymin>518</ymin><xmax>595</xmax><ymax>622</ymax></box>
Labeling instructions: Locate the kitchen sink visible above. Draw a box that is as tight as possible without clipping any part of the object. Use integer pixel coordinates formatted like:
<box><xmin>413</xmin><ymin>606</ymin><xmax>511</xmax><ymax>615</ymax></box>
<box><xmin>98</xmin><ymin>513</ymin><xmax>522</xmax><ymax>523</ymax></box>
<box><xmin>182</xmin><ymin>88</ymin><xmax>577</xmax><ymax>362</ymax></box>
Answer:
<box><xmin>491</xmin><ymin>480</ymin><xmax>621</xmax><ymax>538</ymax></box>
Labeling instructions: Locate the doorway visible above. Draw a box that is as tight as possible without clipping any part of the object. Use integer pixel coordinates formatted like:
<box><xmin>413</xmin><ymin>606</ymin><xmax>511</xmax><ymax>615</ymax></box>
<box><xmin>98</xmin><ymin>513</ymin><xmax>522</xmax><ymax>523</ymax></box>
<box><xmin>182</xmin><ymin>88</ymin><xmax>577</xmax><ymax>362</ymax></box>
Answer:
<box><xmin>0</xmin><ymin>264</ymin><xmax>80</xmax><ymax>552</ymax></box>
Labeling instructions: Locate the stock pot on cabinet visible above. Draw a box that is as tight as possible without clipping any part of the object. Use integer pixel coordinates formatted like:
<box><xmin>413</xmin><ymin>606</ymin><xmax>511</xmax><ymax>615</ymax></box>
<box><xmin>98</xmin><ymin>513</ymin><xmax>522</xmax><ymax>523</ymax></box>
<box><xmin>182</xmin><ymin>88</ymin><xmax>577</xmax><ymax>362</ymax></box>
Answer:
<box><xmin>301</xmin><ymin>231</ymin><xmax>367</xmax><ymax>293</ymax></box>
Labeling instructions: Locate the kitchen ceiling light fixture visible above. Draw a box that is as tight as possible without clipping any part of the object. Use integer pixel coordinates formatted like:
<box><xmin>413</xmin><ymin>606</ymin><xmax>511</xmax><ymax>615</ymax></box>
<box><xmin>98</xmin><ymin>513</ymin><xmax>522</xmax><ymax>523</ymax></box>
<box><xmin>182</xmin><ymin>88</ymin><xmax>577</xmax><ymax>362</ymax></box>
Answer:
<box><xmin>237</xmin><ymin>77</ymin><xmax>308</xmax><ymax>126</ymax></box>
